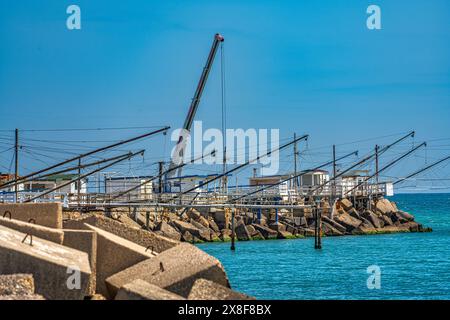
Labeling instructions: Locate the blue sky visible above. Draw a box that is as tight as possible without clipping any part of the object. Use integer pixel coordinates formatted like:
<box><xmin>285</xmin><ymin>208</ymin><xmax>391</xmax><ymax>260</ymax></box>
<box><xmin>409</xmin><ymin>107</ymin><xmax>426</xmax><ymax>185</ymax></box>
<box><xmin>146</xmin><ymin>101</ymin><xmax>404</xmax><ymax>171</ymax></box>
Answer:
<box><xmin>0</xmin><ymin>1</ymin><xmax>449</xmax><ymax>190</ymax></box>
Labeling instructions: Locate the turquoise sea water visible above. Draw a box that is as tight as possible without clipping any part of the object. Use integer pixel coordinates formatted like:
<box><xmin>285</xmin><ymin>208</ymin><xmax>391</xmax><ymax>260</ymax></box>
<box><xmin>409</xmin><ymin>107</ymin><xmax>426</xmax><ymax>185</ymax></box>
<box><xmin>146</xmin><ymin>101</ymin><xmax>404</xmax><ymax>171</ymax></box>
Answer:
<box><xmin>197</xmin><ymin>194</ymin><xmax>450</xmax><ymax>300</ymax></box>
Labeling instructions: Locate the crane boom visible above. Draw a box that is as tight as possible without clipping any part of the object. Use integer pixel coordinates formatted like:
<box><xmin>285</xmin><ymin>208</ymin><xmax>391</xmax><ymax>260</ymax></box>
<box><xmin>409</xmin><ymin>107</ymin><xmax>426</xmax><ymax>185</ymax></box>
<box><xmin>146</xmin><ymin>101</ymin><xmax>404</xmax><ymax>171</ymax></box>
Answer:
<box><xmin>167</xmin><ymin>33</ymin><xmax>224</xmax><ymax>179</ymax></box>
<box><xmin>183</xmin><ymin>33</ymin><xmax>224</xmax><ymax>131</ymax></box>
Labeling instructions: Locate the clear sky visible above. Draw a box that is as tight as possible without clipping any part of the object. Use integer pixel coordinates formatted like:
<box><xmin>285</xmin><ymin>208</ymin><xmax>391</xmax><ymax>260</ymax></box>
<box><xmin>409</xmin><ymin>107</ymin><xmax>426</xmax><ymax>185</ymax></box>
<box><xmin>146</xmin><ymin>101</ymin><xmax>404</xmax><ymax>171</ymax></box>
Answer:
<box><xmin>1</xmin><ymin>0</ymin><xmax>449</xmax><ymax>191</ymax></box>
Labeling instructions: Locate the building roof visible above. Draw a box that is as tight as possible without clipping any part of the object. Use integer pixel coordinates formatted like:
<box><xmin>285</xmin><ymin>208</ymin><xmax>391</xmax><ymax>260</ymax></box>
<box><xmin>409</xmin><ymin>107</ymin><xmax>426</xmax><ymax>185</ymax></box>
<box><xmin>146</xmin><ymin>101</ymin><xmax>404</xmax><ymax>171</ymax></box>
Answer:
<box><xmin>33</xmin><ymin>173</ymin><xmax>80</xmax><ymax>182</ymax></box>
<box><xmin>107</xmin><ymin>175</ymin><xmax>154</xmax><ymax>181</ymax></box>
<box><xmin>250</xmin><ymin>169</ymin><xmax>329</xmax><ymax>180</ymax></box>
<box><xmin>165</xmin><ymin>173</ymin><xmax>231</xmax><ymax>181</ymax></box>
<box><xmin>342</xmin><ymin>170</ymin><xmax>370</xmax><ymax>178</ymax></box>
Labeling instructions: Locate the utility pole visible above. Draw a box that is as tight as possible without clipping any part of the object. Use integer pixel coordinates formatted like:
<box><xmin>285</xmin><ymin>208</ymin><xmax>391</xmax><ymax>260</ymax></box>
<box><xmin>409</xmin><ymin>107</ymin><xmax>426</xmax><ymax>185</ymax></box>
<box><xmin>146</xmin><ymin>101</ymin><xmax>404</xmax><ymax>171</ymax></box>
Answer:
<box><xmin>332</xmin><ymin>145</ymin><xmax>337</xmax><ymax>200</ymax></box>
<box><xmin>375</xmin><ymin>144</ymin><xmax>379</xmax><ymax>187</ymax></box>
<box><xmin>314</xmin><ymin>202</ymin><xmax>322</xmax><ymax>249</ymax></box>
<box><xmin>14</xmin><ymin>129</ymin><xmax>19</xmax><ymax>203</ymax></box>
<box><xmin>158</xmin><ymin>162</ymin><xmax>164</xmax><ymax>194</ymax></box>
<box><xmin>293</xmin><ymin>133</ymin><xmax>298</xmax><ymax>191</ymax></box>
<box><xmin>230</xmin><ymin>208</ymin><xmax>236</xmax><ymax>251</ymax></box>
<box><xmin>158</xmin><ymin>161</ymin><xmax>164</xmax><ymax>202</ymax></box>
<box><xmin>77</xmin><ymin>158</ymin><xmax>81</xmax><ymax>208</ymax></box>
<box><xmin>222</xmin><ymin>147</ymin><xmax>227</xmax><ymax>194</ymax></box>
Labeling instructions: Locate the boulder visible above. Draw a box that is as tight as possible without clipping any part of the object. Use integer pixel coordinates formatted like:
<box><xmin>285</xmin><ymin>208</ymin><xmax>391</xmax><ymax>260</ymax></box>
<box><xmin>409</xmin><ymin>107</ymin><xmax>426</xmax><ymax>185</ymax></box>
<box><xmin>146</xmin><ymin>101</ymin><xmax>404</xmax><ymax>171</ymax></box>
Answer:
<box><xmin>115</xmin><ymin>279</ymin><xmax>185</xmax><ymax>300</ymax></box>
<box><xmin>277</xmin><ymin>230</ymin><xmax>294</xmax><ymax>239</ymax></box>
<box><xmin>219</xmin><ymin>229</ymin><xmax>232</xmax><ymax>242</ymax></box>
<box><xmin>321</xmin><ymin>222</ymin><xmax>344</xmax><ymax>236</ymax></box>
<box><xmin>352</xmin><ymin>225</ymin><xmax>378</xmax><ymax>235</ymax></box>
<box><xmin>173</xmin><ymin>220</ymin><xmax>211</xmax><ymax>242</ymax></box>
<box><xmin>299</xmin><ymin>227</ymin><xmax>315</xmax><ymax>237</ymax></box>
<box><xmin>359</xmin><ymin>216</ymin><xmax>375</xmax><ymax>228</ymax></box>
<box><xmin>135</xmin><ymin>211</ymin><xmax>157</xmax><ymax>230</ymax></box>
<box><xmin>182</xmin><ymin>231</ymin><xmax>195</xmax><ymax>243</ymax></box>
<box><xmin>284</xmin><ymin>224</ymin><xmax>296</xmax><ymax>234</ymax></box>
<box><xmin>251</xmin><ymin>230</ymin><xmax>265</xmax><ymax>240</ymax></box>
<box><xmin>197</xmin><ymin>216</ymin><xmax>210</xmax><ymax>229</ymax></box>
<box><xmin>339</xmin><ymin>198</ymin><xmax>353</xmax><ymax>211</ymax></box>
<box><xmin>390</xmin><ymin>201</ymin><xmax>399</xmax><ymax>211</ymax></box>
<box><xmin>186</xmin><ymin>209</ymin><xmax>201</xmax><ymax>221</ymax></box>
<box><xmin>269</xmin><ymin>222</ymin><xmax>286</xmax><ymax>232</ymax></box>
<box><xmin>380</xmin><ymin>215</ymin><xmax>394</xmax><ymax>226</ymax></box>
<box><xmin>246</xmin><ymin>224</ymin><xmax>256</xmax><ymax>235</ymax></box>
<box><xmin>334</xmin><ymin>213</ymin><xmax>362</xmax><ymax>232</ymax></box>
<box><xmin>188</xmin><ymin>279</ymin><xmax>254</xmax><ymax>300</ymax></box>
<box><xmin>395</xmin><ymin>211</ymin><xmax>415</xmax><ymax>222</ymax></box>
<box><xmin>348</xmin><ymin>208</ymin><xmax>361</xmax><ymax>220</ymax></box>
<box><xmin>399</xmin><ymin>221</ymin><xmax>420</xmax><ymax>232</ymax></box>
<box><xmin>0</xmin><ymin>274</ymin><xmax>35</xmax><ymax>296</ymax></box>
<box><xmin>208</xmin><ymin>219</ymin><xmax>220</xmax><ymax>233</ymax></box>
<box><xmin>0</xmin><ymin>294</ymin><xmax>45</xmax><ymax>300</ymax></box>
<box><xmin>322</xmin><ymin>216</ymin><xmax>347</xmax><ymax>234</ymax></box>
<box><xmin>361</xmin><ymin>211</ymin><xmax>382</xmax><ymax>229</ymax></box>
<box><xmin>209</xmin><ymin>230</ymin><xmax>221</xmax><ymax>242</ymax></box>
<box><xmin>252</xmin><ymin>224</ymin><xmax>278</xmax><ymax>239</ymax></box>
<box><xmin>213</xmin><ymin>210</ymin><xmax>230</xmax><ymax>230</ymax></box>
<box><xmin>235</xmin><ymin>221</ymin><xmax>251</xmax><ymax>241</ymax></box>
<box><xmin>295</xmin><ymin>217</ymin><xmax>308</xmax><ymax>227</ymax></box>
<box><xmin>105</xmin><ymin>243</ymin><xmax>230</xmax><ymax>298</ymax></box>
<box><xmin>375</xmin><ymin>198</ymin><xmax>396</xmax><ymax>215</ymax></box>
<box><xmin>154</xmin><ymin>221</ymin><xmax>182</xmax><ymax>241</ymax></box>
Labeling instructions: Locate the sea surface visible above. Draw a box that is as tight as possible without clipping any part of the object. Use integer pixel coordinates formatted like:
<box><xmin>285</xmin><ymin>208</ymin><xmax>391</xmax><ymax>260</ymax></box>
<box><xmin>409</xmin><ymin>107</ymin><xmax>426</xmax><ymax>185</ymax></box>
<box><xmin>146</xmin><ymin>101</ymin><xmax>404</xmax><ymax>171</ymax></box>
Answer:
<box><xmin>197</xmin><ymin>193</ymin><xmax>450</xmax><ymax>300</ymax></box>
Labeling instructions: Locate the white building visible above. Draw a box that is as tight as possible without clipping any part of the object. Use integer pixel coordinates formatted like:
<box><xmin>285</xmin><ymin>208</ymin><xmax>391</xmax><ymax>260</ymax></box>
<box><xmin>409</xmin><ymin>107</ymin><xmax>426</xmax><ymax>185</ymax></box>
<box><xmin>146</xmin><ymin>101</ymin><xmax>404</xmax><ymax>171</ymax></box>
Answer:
<box><xmin>164</xmin><ymin>174</ymin><xmax>223</xmax><ymax>193</ymax></box>
<box><xmin>22</xmin><ymin>174</ymin><xmax>87</xmax><ymax>194</ymax></box>
<box><xmin>248</xmin><ymin>170</ymin><xmax>330</xmax><ymax>199</ymax></box>
<box><xmin>105</xmin><ymin>175</ymin><xmax>153</xmax><ymax>198</ymax></box>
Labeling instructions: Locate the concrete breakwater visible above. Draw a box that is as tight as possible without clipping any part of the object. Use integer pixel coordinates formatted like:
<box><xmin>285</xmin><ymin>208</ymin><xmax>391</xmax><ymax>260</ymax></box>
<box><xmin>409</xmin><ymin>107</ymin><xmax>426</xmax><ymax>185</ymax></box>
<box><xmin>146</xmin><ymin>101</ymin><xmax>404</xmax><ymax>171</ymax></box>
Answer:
<box><xmin>0</xmin><ymin>198</ymin><xmax>431</xmax><ymax>300</ymax></box>
<box><xmin>106</xmin><ymin>197</ymin><xmax>432</xmax><ymax>244</ymax></box>
<box><xmin>0</xmin><ymin>203</ymin><xmax>254</xmax><ymax>300</ymax></box>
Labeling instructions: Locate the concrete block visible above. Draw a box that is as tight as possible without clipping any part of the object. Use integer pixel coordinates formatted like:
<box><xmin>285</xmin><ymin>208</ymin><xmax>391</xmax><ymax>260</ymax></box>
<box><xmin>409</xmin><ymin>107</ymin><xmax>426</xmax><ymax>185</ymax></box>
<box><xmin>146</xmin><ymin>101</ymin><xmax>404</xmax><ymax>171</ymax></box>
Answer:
<box><xmin>63</xmin><ymin>229</ymin><xmax>97</xmax><ymax>296</ymax></box>
<box><xmin>115</xmin><ymin>279</ymin><xmax>185</xmax><ymax>300</ymax></box>
<box><xmin>235</xmin><ymin>221</ymin><xmax>251</xmax><ymax>241</ymax></box>
<box><xmin>173</xmin><ymin>220</ymin><xmax>211</xmax><ymax>241</ymax></box>
<box><xmin>0</xmin><ymin>216</ymin><xmax>64</xmax><ymax>244</ymax></box>
<box><xmin>154</xmin><ymin>221</ymin><xmax>182</xmax><ymax>241</ymax></box>
<box><xmin>252</xmin><ymin>224</ymin><xmax>278</xmax><ymax>239</ymax></box>
<box><xmin>188</xmin><ymin>278</ymin><xmax>255</xmax><ymax>300</ymax></box>
<box><xmin>339</xmin><ymin>198</ymin><xmax>353</xmax><ymax>211</ymax></box>
<box><xmin>375</xmin><ymin>198</ymin><xmax>396</xmax><ymax>215</ymax></box>
<box><xmin>0</xmin><ymin>294</ymin><xmax>45</xmax><ymax>300</ymax></box>
<box><xmin>84</xmin><ymin>224</ymin><xmax>156</xmax><ymax>298</ymax></box>
<box><xmin>0</xmin><ymin>225</ymin><xmax>91</xmax><ymax>300</ymax></box>
<box><xmin>0</xmin><ymin>274</ymin><xmax>34</xmax><ymax>296</ymax></box>
<box><xmin>106</xmin><ymin>243</ymin><xmax>230</xmax><ymax>298</ymax></box>
<box><xmin>64</xmin><ymin>214</ymin><xmax>179</xmax><ymax>253</ymax></box>
<box><xmin>0</xmin><ymin>203</ymin><xmax>62</xmax><ymax>228</ymax></box>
